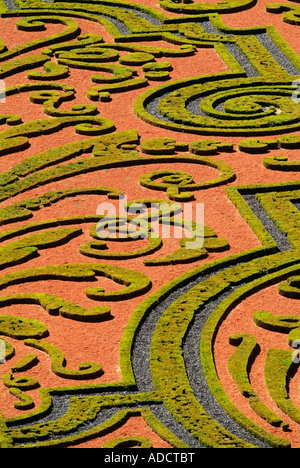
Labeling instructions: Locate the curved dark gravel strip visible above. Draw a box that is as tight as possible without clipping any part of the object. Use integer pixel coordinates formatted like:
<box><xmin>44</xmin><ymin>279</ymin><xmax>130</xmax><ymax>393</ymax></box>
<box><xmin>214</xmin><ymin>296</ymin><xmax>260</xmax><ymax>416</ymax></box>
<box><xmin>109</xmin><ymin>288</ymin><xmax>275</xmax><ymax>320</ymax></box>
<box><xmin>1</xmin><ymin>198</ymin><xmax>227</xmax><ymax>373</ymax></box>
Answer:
<box><xmin>257</xmin><ymin>33</ymin><xmax>300</xmax><ymax>75</ymax></box>
<box><xmin>183</xmin><ymin>293</ymin><xmax>270</xmax><ymax>448</ymax></box>
<box><xmin>132</xmin><ymin>193</ymin><xmax>292</xmax><ymax>448</ymax></box>
<box><xmin>132</xmin><ymin>262</ymin><xmax>271</xmax><ymax>448</ymax></box>
<box><xmin>225</xmin><ymin>43</ymin><xmax>259</xmax><ymax>77</ymax></box>
<box><xmin>140</xmin><ymin>22</ymin><xmax>300</xmax><ymax>124</ymax></box>
<box><xmin>243</xmin><ymin>194</ymin><xmax>292</xmax><ymax>252</ymax></box>
<box><xmin>2</xmin><ymin>0</ymin><xmax>162</xmax><ymax>29</ymax></box>
<box><xmin>2</xmin><ymin>0</ymin><xmax>17</xmax><ymax>10</ymax></box>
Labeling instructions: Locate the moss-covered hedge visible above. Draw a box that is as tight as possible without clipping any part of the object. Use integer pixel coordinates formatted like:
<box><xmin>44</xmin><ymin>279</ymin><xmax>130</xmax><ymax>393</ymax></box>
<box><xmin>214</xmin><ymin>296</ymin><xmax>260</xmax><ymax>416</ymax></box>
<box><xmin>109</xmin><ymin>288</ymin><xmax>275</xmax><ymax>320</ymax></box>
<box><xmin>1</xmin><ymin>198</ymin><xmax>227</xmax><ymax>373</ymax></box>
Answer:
<box><xmin>265</xmin><ymin>349</ymin><xmax>300</xmax><ymax>425</ymax></box>
<box><xmin>0</xmin><ymin>263</ymin><xmax>151</xmax><ymax>321</ymax></box>
<box><xmin>228</xmin><ymin>334</ymin><xmax>288</xmax><ymax>429</ymax></box>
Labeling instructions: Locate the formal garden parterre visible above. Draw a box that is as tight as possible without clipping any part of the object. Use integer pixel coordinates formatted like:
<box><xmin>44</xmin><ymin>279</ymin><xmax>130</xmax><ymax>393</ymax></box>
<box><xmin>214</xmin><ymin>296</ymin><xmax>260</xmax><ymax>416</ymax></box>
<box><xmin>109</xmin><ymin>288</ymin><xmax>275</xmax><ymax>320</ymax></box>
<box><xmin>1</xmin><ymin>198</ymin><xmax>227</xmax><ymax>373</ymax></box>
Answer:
<box><xmin>1</xmin><ymin>0</ymin><xmax>300</xmax><ymax>449</ymax></box>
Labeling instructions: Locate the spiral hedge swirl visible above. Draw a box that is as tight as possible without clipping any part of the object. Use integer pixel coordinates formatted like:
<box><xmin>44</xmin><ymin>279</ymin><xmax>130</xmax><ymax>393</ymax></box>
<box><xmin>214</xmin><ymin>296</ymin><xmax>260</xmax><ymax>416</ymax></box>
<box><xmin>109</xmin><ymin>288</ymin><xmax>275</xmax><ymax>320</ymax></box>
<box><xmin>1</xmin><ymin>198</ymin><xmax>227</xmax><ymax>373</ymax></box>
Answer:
<box><xmin>136</xmin><ymin>77</ymin><xmax>300</xmax><ymax>135</ymax></box>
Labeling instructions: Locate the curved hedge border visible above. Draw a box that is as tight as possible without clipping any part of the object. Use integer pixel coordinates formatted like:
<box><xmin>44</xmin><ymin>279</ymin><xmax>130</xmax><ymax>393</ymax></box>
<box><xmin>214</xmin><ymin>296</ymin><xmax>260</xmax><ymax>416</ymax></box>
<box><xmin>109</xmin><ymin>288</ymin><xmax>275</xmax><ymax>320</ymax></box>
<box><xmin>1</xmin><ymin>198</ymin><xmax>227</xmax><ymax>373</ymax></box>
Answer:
<box><xmin>200</xmin><ymin>256</ymin><xmax>300</xmax><ymax>448</ymax></box>
<box><xmin>265</xmin><ymin>349</ymin><xmax>300</xmax><ymax>425</ymax></box>
<box><xmin>117</xmin><ymin>175</ymin><xmax>299</xmax><ymax>447</ymax></box>
<box><xmin>1</xmin><ymin>190</ymin><xmax>295</xmax><ymax>444</ymax></box>
<box><xmin>0</xmin><ymin>315</ymin><xmax>48</xmax><ymax>340</ymax></box>
<box><xmin>0</xmin><ymin>263</ymin><xmax>152</xmax><ymax>321</ymax></box>
<box><xmin>11</xmin><ymin>354</ymin><xmax>39</xmax><ymax>373</ymax></box>
<box><xmin>135</xmin><ymin>76</ymin><xmax>300</xmax><ymax>136</ymax></box>
<box><xmin>24</xmin><ymin>339</ymin><xmax>104</xmax><ymax>380</ymax></box>
<box><xmin>228</xmin><ymin>334</ymin><xmax>289</xmax><ymax>429</ymax></box>
<box><xmin>0</xmin><ymin>129</ymin><xmax>235</xmax><ymax>205</ymax></box>
<box><xmin>102</xmin><ymin>436</ymin><xmax>153</xmax><ymax>448</ymax></box>
<box><xmin>1</xmin><ymin>182</ymin><xmax>296</xmax><ymax>445</ymax></box>
<box><xmin>132</xmin><ymin>12</ymin><xmax>300</xmax><ymax>136</ymax></box>
<box><xmin>159</xmin><ymin>0</ymin><xmax>257</xmax><ymax>14</ymax></box>
<box><xmin>0</xmin><ymin>207</ymin><xmax>276</xmax><ymax>447</ymax></box>
<box><xmin>9</xmin><ymin>389</ymin><xmax>35</xmax><ymax>411</ymax></box>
